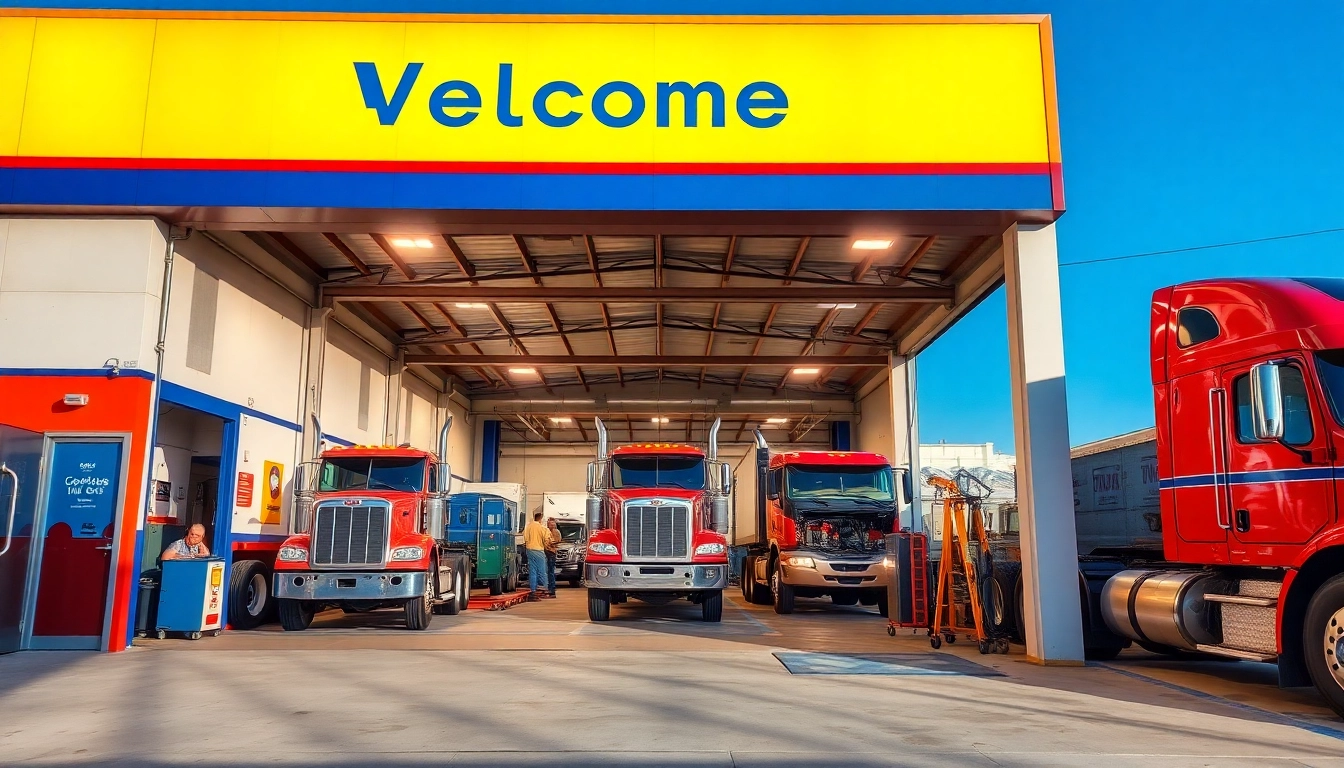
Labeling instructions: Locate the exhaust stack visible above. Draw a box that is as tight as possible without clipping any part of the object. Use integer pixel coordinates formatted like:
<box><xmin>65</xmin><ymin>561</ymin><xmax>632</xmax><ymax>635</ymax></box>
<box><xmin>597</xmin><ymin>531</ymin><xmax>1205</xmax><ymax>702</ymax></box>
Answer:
<box><xmin>595</xmin><ymin>417</ymin><xmax>609</xmax><ymax>459</ymax></box>
<box><xmin>753</xmin><ymin>429</ymin><xmax>770</xmax><ymax>543</ymax></box>
<box><xmin>707</xmin><ymin>417</ymin><xmax>721</xmax><ymax>460</ymax></box>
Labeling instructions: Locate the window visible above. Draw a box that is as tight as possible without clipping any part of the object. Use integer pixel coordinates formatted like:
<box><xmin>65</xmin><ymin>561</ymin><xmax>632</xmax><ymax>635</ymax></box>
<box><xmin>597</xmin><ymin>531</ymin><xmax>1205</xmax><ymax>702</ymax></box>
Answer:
<box><xmin>1176</xmin><ymin>307</ymin><xmax>1220</xmax><ymax>348</ymax></box>
<box><xmin>1233</xmin><ymin>366</ymin><xmax>1314</xmax><ymax>446</ymax></box>
<box><xmin>1293</xmin><ymin>278</ymin><xmax>1344</xmax><ymax>302</ymax></box>
<box><xmin>610</xmin><ymin>456</ymin><xmax>706</xmax><ymax>490</ymax></box>
<box><xmin>785</xmin><ymin>465</ymin><xmax>895</xmax><ymax>503</ymax></box>
<box><xmin>1318</xmin><ymin>350</ymin><xmax>1344</xmax><ymax>426</ymax></box>
<box><xmin>319</xmin><ymin>456</ymin><xmax>427</xmax><ymax>492</ymax></box>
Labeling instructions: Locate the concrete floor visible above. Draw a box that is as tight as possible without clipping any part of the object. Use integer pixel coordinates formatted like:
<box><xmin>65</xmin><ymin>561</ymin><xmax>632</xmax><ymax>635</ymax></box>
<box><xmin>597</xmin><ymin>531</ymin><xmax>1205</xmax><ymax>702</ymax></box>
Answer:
<box><xmin>3</xmin><ymin>587</ymin><xmax>1343</xmax><ymax>767</ymax></box>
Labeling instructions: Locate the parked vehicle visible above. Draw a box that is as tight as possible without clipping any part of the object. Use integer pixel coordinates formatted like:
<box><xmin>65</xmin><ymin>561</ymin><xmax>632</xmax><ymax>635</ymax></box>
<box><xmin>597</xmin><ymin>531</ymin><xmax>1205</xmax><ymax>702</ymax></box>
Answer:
<box><xmin>461</xmin><ymin>481</ymin><xmax>529</xmax><ymax>583</ymax></box>
<box><xmin>445</xmin><ymin>492</ymin><xmax>519</xmax><ymax>595</ymax></box>
<box><xmin>739</xmin><ymin>432</ymin><xmax>908</xmax><ymax>615</ymax></box>
<box><xmin>270</xmin><ymin>420</ymin><xmax>470</xmax><ymax>630</ymax></box>
<box><xmin>543</xmin><ymin>492</ymin><xmax>588</xmax><ymax>587</ymax></box>
<box><xmin>583</xmin><ymin>418</ymin><xmax>732</xmax><ymax>622</ymax></box>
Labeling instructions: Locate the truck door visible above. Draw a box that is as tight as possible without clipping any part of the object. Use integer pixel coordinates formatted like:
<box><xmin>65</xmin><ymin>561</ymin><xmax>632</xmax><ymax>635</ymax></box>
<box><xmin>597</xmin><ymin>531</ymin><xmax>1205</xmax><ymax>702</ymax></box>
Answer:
<box><xmin>478</xmin><ymin>498</ymin><xmax>505</xmax><ymax>578</ymax></box>
<box><xmin>1224</xmin><ymin>359</ymin><xmax>1335</xmax><ymax>551</ymax></box>
<box><xmin>1167</xmin><ymin>369</ymin><xmax>1231</xmax><ymax>558</ymax></box>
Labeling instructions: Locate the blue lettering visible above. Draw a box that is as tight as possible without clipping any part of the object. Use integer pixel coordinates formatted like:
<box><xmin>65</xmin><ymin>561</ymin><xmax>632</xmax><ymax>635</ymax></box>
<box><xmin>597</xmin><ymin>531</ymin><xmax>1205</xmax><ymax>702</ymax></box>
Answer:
<box><xmin>592</xmin><ymin>81</ymin><xmax>646</xmax><ymax>128</ymax></box>
<box><xmin>735</xmin><ymin>81</ymin><xmax>788</xmax><ymax>128</ymax></box>
<box><xmin>353</xmin><ymin>62</ymin><xmax>422</xmax><ymax>125</ymax></box>
<box><xmin>428</xmin><ymin>80</ymin><xmax>482</xmax><ymax>127</ymax></box>
<box><xmin>533</xmin><ymin>81</ymin><xmax>583</xmax><ymax>128</ymax></box>
<box><xmin>496</xmin><ymin>63</ymin><xmax>524</xmax><ymax>127</ymax></box>
<box><xmin>656</xmin><ymin>82</ymin><xmax>725</xmax><ymax>128</ymax></box>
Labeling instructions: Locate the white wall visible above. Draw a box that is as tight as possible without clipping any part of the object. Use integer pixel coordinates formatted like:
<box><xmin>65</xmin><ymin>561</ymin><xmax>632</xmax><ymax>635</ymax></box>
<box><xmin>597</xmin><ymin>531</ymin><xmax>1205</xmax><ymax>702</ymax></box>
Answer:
<box><xmin>856</xmin><ymin>376</ymin><xmax>896</xmax><ymax>462</ymax></box>
<box><xmin>319</xmin><ymin>322</ymin><xmax>389</xmax><ymax>446</ymax></box>
<box><xmin>232</xmin><ymin>415</ymin><xmax>304</xmax><ymax>537</ymax></box>
<box><xmin>0</xmin><ymin>218</ymin><xmax>162</xmax><ymax>371</ymax></box>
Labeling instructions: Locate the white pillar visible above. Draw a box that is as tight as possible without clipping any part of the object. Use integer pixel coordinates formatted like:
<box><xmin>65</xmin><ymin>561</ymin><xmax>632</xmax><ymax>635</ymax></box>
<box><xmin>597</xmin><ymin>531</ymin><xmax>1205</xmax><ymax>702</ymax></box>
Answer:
<box><xmin>299</xmin><ymin>306</ymin><xmax>331</xmax><ymax>461</ymax></box>
<box><xmin>1004</xmin><ymin>222</ymin><xmax>1085</xmax><ymax>665</ymax></box>
<box><xmin>887</xmin><ymin>353</ymin><xmax>923</xmax><ymax>531</ymax></box>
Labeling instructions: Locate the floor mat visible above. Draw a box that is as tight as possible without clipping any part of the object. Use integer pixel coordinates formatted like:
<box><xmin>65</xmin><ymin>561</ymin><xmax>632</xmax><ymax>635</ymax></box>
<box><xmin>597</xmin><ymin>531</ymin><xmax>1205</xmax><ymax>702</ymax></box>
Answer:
<box><xmin>773</xmin><ymin>651</ymin><xmax>1005</xmax><ymax>676</ymax></box>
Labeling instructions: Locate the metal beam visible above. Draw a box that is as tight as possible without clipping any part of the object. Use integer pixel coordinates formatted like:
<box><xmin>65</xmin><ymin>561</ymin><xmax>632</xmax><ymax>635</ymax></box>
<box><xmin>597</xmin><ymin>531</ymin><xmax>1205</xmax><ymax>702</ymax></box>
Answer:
<box><xmin>405</xmin><ymin>354</ymin><xmax>886</xmax><ymax>367</ymax></box>
<box><xmin>370</xmin><ymin>233</ymin><xmax>418</xmax><ymax>280</ymax></box>
<box><xmin>323</xmin><ymin>233</ymin><xmax>371</xmax><ymax>276</ymax></box>
<box><xmin>325</xmin><ymin>284</ymin><xmax>952</xmax><ymax>304</ymax></box>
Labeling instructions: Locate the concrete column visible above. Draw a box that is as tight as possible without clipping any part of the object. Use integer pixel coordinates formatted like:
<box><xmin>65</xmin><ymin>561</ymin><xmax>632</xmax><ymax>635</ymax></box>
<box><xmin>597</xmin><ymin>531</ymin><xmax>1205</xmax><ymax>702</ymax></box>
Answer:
<box><xmin>1004</xmin><ymin>222</ymin><xmax>1085</xmax><ymax>665</ymax></box>
<box><xmin>386</xmin><ymin>350</ymin><xmax>406</xmax><ymax>444</ymax></box>
<box><xmin>299</xmin><ymin>306</ymin><xmax>331</xmax><ymax>461</ymax></box>
<box><xmin>887</xmin><ymin>353</ymin><xmax>922</xmax><ymax>531</ymax></box>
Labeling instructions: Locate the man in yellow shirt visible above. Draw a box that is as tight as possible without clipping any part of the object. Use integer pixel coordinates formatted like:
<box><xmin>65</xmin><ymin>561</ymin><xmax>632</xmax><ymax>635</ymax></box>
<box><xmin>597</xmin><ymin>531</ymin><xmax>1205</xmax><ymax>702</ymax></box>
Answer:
<box><xmin>523</xmin><ymin>511</ymin><xmax>552</xmax><ymax>601</ymax></box>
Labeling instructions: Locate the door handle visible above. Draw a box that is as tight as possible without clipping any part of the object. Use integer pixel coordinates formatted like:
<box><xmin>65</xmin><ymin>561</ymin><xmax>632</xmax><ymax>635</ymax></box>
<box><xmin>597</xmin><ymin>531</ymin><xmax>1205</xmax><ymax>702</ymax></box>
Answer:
<box><xmin>0</xmin><ymin>464</ymin><xmax>18</xmax><ymax>557</ymax></box>
<box><xmin>95</xmin><ymin>544</ymin><xmax>113</xmax><ymax>551</ymax></box>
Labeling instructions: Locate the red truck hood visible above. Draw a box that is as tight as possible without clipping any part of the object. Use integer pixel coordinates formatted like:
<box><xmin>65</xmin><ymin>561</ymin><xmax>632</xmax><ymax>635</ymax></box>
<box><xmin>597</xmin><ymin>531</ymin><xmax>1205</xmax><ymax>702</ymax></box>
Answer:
<box><xmin>606</xmin><ymin>487</ymin><xmax>704</xmax><ymax>503</ymax></box>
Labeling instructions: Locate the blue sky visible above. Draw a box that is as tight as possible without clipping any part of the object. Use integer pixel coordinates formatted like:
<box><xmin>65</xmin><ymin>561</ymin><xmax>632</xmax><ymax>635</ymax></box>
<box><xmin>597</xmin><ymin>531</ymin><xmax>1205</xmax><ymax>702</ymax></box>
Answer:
<box><xmin>915</xmin><ymin>0</ymin><xmax>1344</xmax><ymax>452</ymax></box>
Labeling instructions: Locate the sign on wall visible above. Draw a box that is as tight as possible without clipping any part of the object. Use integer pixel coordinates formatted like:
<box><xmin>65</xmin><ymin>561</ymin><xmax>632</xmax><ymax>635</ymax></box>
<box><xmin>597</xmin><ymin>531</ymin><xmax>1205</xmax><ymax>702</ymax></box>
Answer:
<box><xmin>1139</xmin><ymin>455</ymin><xmax>1160</xmax><ymax>505</ymax></box>
<box><xmin>0</xmin><ymin>12</ymin><xmax>1061</xmax><ymax>212</ymax></box>
<box><xmin>236</xmin><ymin>472</ymin><xmax>254</xmax><ymax>509</ymax></box>
<box><xmin>46</xmin><ymin>441</ymin><xmax>122</xmax><ymax>538</ymax></box>
<box><xmin>1092</xmin><ymin>465</ymin><xmax>1122</xmax><ymax>511</ymax></box>
<box><xmin>260</xmin><ymin>461</ymin><xmax>284</xmax><ymax>525</ymax></box>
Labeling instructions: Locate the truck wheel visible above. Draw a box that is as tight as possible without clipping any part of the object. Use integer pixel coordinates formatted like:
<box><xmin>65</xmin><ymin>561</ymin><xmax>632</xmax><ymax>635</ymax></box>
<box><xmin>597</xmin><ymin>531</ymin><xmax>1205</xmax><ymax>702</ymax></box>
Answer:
<box><xmin>740</xmin><ymin>557</ymin><xmax>754</xmax><ymax>601</ymax></box>
<box><xmin>588</xmin><ymin>589</ymin><xmax>611</xmax><ymax>622</ymax></box>
<box><xmin>831</xmin><ymin>593</ymin><xmax>859</xmax><ymax>606</ymax></box>
<box><xmin>701</xmin><ymin>590</ymin><xmax>723</xmax><ymax>623</ymax></box>
<box><xmin>404</xmin><ymin>566</ymin><xmax>435</xmax><ymax>630</ymax></box>
<box><xmin>505</xmin><ymin>562</ymin><xmax>518</xmax><ymax>593</ymax></box>
<box><xmin>1012</xmin><ymin>575</ymin><xmax>1027</xmax><ymax>644</ymax></box>
<box><xmin>435</xmin><ymin>563</ymin><xmax>463</xmax><ymax>616</ymax></box>
<box><xmin>277</xmin><ymin>598</ymin><xmax>314</xmax><ymax>631</ymax></box>
<box><xmin>489</xmin><ymin>577</ymin><xmax>504</xmax><ymax>596</ymax></box>
<box><xmin>877</xmin><ymin>591</ymin><xmax>889</xmax><ymax>618</ymax></box>
<box><xmin>771</xmin><ymin>564</ymin><xmax>794</xmax><ymax>615</ymax></box>
<box><xmin>569</xmin><ymin>578</ymin><xmax>582</xmax><ymax>588</ymax></box>
<box><xmin>228</xmin><ymin>560</ymin><xmax>270</xmax><ymax>630</ymax></box>
<box><xmin>1303</xmin><ymin>573</ymin><xmax>1344</xmax><ymax>717</ymax></box>
<box><xmin>456</xmin><ymin>558</ymin><xmax>471</xmax><ymax>611</ymax></box>
<box><xmin>743</xmin><ymin>557</ymin><xmax>771</xmax><ymax>605</ymax></box>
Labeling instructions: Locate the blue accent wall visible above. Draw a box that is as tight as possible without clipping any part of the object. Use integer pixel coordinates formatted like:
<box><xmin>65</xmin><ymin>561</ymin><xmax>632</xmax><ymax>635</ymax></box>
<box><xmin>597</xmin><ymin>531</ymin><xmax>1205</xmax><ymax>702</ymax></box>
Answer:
<box><xmin>481</xmin><ymin>420</ymin><xmax>502</xmax><ymax>482</ymax></box>
<box><xmin>829</xmin><ymin>420</ymin><xmax>851</xmax><ymax>451</ymax></box>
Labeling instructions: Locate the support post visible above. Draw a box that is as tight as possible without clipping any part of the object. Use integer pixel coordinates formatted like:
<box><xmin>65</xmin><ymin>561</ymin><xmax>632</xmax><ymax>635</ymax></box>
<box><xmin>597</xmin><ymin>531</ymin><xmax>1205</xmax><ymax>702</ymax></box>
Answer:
<box><xmin>386</xmin><ymin>349</ymin><xmax>406</xmax><ymax>444</ymax></box>
<box><xmin>1004</xmin><ymin>222</ymin><xmax>1085</xmax><ymax>665</ymax></box>
<box><xmin>887</xmin><ymin>353</ymin><xmax>922</xmax><ymax>532</ymax></box>
<box><xmin>300</xmin><ymin>307</ymin><xmax>331</xmax><ymax>463</ymax></box>
<box><xmin>481</xmin><ymin>420</ymin><xmax>502</xmax><ymax>482</ymax></box>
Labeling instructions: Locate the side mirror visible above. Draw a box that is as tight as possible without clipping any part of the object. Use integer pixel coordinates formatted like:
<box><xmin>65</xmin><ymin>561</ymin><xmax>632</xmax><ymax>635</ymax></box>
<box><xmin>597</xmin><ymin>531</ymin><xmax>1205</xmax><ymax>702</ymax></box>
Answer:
<box><xmin>719</xmin><ymin>463</ymin><xmax>732</xmax><ymax>495</ymax></box>
<box><xmin>1250</xmin><ymin>362</ymin><xmax>1285</xmax><ymax>441</ymax></box>
<box><xmin>896</xmin><ymin>468</ymin><xmax>913</xmax><ymax>506</ymax></box>
<box><xmin>586</xmin><ymin>462</ymin><xmax>596</xmax><ymax>493</ymax></box>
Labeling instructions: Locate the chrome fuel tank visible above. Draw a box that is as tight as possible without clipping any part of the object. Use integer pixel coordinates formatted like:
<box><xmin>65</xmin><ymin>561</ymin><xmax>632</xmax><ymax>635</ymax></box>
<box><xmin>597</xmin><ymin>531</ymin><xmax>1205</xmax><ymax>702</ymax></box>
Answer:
<box><xmin>1100</xmin><ymin>570</ymin><xmax>1227</xmax><ymax>651</ymax></box>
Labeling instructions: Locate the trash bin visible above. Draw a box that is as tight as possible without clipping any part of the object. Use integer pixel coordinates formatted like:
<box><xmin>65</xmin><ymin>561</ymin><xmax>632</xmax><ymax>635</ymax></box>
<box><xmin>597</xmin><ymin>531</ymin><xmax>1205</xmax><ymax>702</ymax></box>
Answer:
<box><xmin>135</xmin><ymin>570</ymin><xmax>161</xmax><ymax>638</ymax></box>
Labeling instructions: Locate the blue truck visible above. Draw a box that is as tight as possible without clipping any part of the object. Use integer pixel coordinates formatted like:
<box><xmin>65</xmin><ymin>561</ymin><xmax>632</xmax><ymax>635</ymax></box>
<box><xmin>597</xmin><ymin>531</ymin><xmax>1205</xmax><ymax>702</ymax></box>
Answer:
<box><xmin>445</xmin><ymin>492</ymin><xmax>520</xmax><ymax>595</ymax></box>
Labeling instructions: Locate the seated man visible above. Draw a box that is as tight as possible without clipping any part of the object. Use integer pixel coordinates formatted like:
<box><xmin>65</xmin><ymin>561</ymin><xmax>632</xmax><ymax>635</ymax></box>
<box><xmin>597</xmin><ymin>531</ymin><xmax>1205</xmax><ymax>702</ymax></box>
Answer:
<box><xmin>162</xmin><ymin>524</ymin><xmax>210</xmax><ymax>561</ymax></box>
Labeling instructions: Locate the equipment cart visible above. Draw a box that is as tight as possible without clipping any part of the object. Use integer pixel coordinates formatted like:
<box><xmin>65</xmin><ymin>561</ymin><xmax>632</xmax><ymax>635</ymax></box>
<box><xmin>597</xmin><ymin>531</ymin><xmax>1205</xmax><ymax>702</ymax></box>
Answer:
<box><xmin>155</xmin><ymin>557</ymin><xmax>226</xmax><ymax>640</ymax></box>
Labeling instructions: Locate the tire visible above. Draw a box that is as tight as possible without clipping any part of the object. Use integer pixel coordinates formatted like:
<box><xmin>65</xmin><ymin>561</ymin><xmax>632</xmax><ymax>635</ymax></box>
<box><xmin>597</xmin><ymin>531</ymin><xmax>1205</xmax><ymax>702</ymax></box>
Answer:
<box><xmin>435</xmin><ymin>564</ymin><xmax>463</xmax><ymax>616</ymax></box>
<box><xmin>404</xmin><ymin>565</ymin><xmax>435</xmax><ymax>630</ymax></box>
<box><xmin>741</xmin><ymin>557</ymin><xmax>754</xmax><ymax>601</ymax></box>
<box><xmin>1084</xmin><ymin>645</ymin><xmax>1124</xmax><ymax>661</ymax></box>
<box><xmin>1303</xmin><ymin>573</ymin><xmax>1344</xmax><ymax>718</ymax></box>
<box><xmin>457</xmin><ymin>559</ymin><xmax>471</xmax><ymax>611</ymax></box>
<box><xmin>771</xmin><ymin>563</ymin><xmax>794</xmax><ymax>615</ymax></box>
<box><xmin>743</xmin><ymin>557</ymin><xmax>772</xmax><ymax>605</ymax></box>
<box><xmin>489</xmin><ymin>577</ymin><xmax>504</xmax><ymax>596</ymax></box>
<box><xmin>877</xmin><ymin>591</ymin><xmax>889</xmax><ymax>618</ymax></box>
<box><xmin>588</xmin><ymin>589</ymin><xmax>611</xmax><ymax>622</ymax></box>
<box><xmin>859</xmin><ymin>593</ymin><xmax>878</xmax><ymax>607</ymax></box>
<box><xmin>1012</xmin><ymin>574</ymin><xmax>1027</xmax><ymax>644</ymax></box>
<box><xmin>991</xmin><ymin>564</ymin><xmax>1020</xmax><ymax>640</ymax></box>
<box><xmin>228</xmin><ymin>560</ymin><xmax>270</xmax><ymax>630</ymax></box>
<box><xmin>831</xmin><ymin>593</ymin><xmax>859</xmax><ymax>606</ymax></box>
<box><xmin>505</xmin><ymin>562</ymin><xmax>518</xmax><ymax>593</ymax></box>
<box><xmin>701</xmin><ymin>590</ymin><xmax>723</xmax><ymax>623</ymax></box>
<box><xmin>569</xmin><ymin>578</ymin><xmax>582</xmax><ymax>588</ymax></box>
<box><xmin>277</xmin><ymin>598</ymin><xmax>314</xmax><ymax>631</ymax></box>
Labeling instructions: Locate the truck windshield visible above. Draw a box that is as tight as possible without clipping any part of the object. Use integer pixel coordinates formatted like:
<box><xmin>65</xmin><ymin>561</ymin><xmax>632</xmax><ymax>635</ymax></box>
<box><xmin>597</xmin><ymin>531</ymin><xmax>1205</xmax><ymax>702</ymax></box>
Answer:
<box><xmin>787</xmin><ymin>465</ymin><xmax>894</xmax><ymax>503</ymax></box>
<box><xmin>320</xmin><ymin>457</ymin><xmax>426</xmax><ymax>493</ymax></box>
<box><xmin>556</xmin><ymin>522</ymin><xmax>586</xmax><ymax>542</ymax></box>
<box><xmin>610</xmin><ymin>456</ymin><xmax>706</xmax><ymax>490</ymax></box>
<box><xmin>1318</xmin><ymin>350</ymin><xmax>1344</xmax><ymax>426</ymax></box>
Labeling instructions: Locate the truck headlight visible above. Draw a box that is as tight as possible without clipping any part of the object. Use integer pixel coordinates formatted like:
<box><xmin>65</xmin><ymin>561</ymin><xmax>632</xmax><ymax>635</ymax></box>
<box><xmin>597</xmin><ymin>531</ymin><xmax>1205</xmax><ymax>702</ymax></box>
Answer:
<box><xmin>784</xmin><ymin>556</ymin><xmax>816</xmax><ymax>568</ymax></box>
<box><xmin>694</xmin><ymin>543</ymin><xmax>726</xmax><ymax>555</ymax></box>
<box><xmin>277</xmin><ymin>546</ymin><xmax>308</xmax><ymax>562</ymax></box>
<box><xmin>390</xmin><ymin>546</ymin><xmax>426</xmax><ymax>561</ymax></box>
<box><xmin>589</xmin><ymin>542</ymin><xmax>618</xmax><ymax>555</ymax></box>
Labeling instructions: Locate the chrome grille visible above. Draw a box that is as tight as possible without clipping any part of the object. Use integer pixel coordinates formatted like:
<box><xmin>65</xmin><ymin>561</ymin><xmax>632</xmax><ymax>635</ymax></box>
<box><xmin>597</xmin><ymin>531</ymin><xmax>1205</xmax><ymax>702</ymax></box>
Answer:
<box><xmin>312</xmin><ymin>503</ymin><xmax>388</xmax><ymax>567</ymax></box>
<box><xmin>623</xmin><ymin>502</ymin><xmax>690</xmax><ymax>560</ymax></box>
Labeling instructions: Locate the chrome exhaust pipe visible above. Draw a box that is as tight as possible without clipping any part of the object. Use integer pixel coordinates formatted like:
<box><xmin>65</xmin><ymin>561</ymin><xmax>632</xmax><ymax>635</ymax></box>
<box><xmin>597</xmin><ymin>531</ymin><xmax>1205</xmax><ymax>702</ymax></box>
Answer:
<box><xmin>753</xmin><ymin>429</ymin><xmax>768</xmax><ymax>451</ymax></box>
<box><xmin>707</xmin><ymin>417</ymin><xmax>721</xmax><ymax>460</ymax></box>
<box><xmin>311</xmin><ymin>413</ymin><xmax>324</xmax><ymax>460</ymax></box>
<box><xmin>438</xmin><ymin>416</ymin><xmax>453</xmax><ymax>463</ymax></box>
<box><xmin>595</xmin><ymin>417</ymin><xmax>608</xmax><ymax>459</ymax></box>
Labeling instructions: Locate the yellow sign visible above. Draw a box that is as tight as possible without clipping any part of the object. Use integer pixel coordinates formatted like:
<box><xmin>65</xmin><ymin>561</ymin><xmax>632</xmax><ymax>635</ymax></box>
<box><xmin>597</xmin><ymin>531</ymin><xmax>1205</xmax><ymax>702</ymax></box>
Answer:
<box><xmin>261</xmin><ymin>461</ymin><xmax>283</xmax><ymax>525</ymax></box>
<box><xmin>0</xmin><ymin>14</ymin><xmax>1057</xmax><ymax>166</ymax></box>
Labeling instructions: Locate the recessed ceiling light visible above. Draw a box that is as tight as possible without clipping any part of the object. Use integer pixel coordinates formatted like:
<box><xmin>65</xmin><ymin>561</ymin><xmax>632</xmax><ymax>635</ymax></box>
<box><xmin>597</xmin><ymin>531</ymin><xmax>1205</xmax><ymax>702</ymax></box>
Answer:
<box><xmin>390</xmin><ymin>237</ymin><xmax>434</xmax><ymax>249</ymax></box>
<box><xmin>852</xmin><ymin>239</ymin><xmax>894</xmax><ymax>250</ymax></box>
<box><xmin>549</xmin><ymin>417</ymin><xmax>573</xmax><ymax>424</ymax></box>
<box><xmin>766</xmin><ymin>417</ymin><xmax>790</xmax><ymax>424</ymax></box>
<box><xmin>791</xmin><ymin>367</ymin><xmax>821</xmax><ymax>376</ymax></box>
<box><xmin>455</xmin><ymin>302</ymin><xmax>488</xmax><ymax>309</ymax></box>
<box><xmin>651</xmin><ymin>417</ymin><xmax>670</xmax><ymax>424</ymax></box>
<box><xmin>508</xmin><ymin>367</ymin><xmax>538</xmax><ymax>375</ymax></box>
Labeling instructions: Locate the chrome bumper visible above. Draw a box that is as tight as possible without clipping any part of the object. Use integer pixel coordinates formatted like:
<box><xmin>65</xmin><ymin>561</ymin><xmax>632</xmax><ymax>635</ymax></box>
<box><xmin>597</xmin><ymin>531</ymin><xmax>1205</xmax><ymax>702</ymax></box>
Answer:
<box><xmin>781</xmin><ymin>556</ymin><xmax>888</xmax><ymax>589</ymax></box>
<box><xmin>273</xmin><ymin>571</ymin><xmax>425</xmax><ymax>601</ymax></box>
<box><xmin>584</xmin><ymin>563</ymin><xmax>727</xmax><ymax>591</ymax></box>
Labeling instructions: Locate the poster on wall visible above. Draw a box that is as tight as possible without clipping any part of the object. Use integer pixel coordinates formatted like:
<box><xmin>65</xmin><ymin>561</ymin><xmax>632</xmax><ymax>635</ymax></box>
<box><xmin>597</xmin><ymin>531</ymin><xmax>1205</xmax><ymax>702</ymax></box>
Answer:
<box><xmin>1092</xmin><ymin>465</ymin><xmax>1123</xmax><ymax>510</ymax></box>
<box><xmin>1140</xmin><ymin>455</ymin><xmax>1160</xmax><ymax>505</ymax></box>
<box><xmin>46</xmin><ymin>441</ymin><xmax>122</xmax><ymax>538</ymax></box>
<box><xmin>154</xmin><ymin>480</ymin><xmax>172</xmax><ymax>517</ymax></box>
<box><xmin>236</xmin><ymin>472</ymin><xmax>255</xmax><ymax>508</ymax></box>
<box><xmin>260</xmin><ymin>461</ymin><xmax>284</xmax><ymax>525</ymax></box>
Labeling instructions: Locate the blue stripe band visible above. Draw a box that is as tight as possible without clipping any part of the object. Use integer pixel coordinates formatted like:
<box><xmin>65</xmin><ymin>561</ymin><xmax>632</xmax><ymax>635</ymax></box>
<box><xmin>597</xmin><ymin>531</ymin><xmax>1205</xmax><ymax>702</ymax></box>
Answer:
<box><xmin>1</xmin><ymin>168</ymin><xmax>1054</xmax><ymax>212</ymax></box>
<box><xmin>1159</xmin><ymin>467</ymin><xmax>1336</xmax><ymax>490</ymax></box>
<box><xmin>160</xmin><ymin>381</ymin><xmax>302</xmax><ymax>432</ymax></box>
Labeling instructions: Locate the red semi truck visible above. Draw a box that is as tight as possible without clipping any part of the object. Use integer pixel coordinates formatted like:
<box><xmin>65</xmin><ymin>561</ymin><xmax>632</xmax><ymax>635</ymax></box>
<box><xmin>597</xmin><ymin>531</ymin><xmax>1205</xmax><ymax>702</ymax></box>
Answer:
<box><xmin>270</xmin><ymin>420</ymin><xmax>471</xmax><ymax>630</ymax></box>
<box><xmin>1087</xmin><ymin>277</ymin><xmax>1344</xmax><ymax>715</ymax></box>
<box><xmin>738</xmin><ymin>433</ymin><xmax>908</xmax><ymax>616</ymax></box>
<box><xmin>582</xmin><ymin>418</ymin><xmax>732</xmax><ymax>622</ymax></box>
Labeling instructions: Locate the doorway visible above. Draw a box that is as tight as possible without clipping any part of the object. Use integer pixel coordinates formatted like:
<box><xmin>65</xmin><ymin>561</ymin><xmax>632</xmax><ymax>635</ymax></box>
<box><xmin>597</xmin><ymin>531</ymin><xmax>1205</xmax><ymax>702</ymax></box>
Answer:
<box><xmin>144</xmin><ymin>403</ymin><xmax>227</xmax><ymax>572</ymax></box>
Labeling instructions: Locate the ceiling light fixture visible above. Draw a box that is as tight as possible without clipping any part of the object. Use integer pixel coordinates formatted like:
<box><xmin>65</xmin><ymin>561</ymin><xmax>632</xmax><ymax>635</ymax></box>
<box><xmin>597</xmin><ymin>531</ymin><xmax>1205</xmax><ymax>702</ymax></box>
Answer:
<box><xmin>390</xmin><ymin>237</ymin><xmax>435</xmax><ymax>248</ymax></box>
<box><xmin>651</xmin><ymin>417</ymin><xmax>670</xmax><ymax>424</ymax></box>
<box><xmin>508</xmin><ymin>367</ymin><xmax>538</xmax><ymax>376</ymax></box>
<box><xmin>816</xmin><ymin>303</ymin><xmax>858</xmax><ymax>309</ymax></box>
<box><xmin>852</xmin><ymin>238</ymin><xmax>894</xmax><ymax>250</ymax></box>
<box><xmin>549</xmin><ymin>417</ymin><xmax>573</xmax><ymax>424</ymax></box>
<box><xmin>455</xmin><ymin>302</ymin><xmax>488</xmax><ymax>309</ymax></box>
<box><xmin>792</xmin><ymin>367</ymin><xmax>821</xmax><ymax>376</ymax></box>
<box><xmin>765</xmin><ymin>417</ymin><xmax>790</xmax><ymax>424</ymax></box>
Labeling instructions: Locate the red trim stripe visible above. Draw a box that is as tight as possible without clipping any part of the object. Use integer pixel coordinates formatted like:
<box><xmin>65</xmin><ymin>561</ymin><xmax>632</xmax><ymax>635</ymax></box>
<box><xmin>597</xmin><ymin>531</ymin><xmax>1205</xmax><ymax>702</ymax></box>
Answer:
<box><xmin>0</xmin><ymin>156</ymin><xmax>1053</xmax><ymax>176</ymax></box>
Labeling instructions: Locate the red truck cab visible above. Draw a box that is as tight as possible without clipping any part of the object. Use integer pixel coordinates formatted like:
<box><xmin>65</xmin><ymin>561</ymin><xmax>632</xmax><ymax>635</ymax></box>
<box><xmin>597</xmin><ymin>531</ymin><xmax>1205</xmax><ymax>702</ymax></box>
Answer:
<box><xmin>583</xmin><ymin>419</ymin><xmax>731</xmax><ymax>622</ymax></box>
<box><xmin>271</xmin><ymin>422</ymin><xmax>470</xmax><ymax>631</ymax></box>
<box><xmin>1100</xmin><ymin>277</ymin><xmax>1344</xmax><ymax>715</ymax></box>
